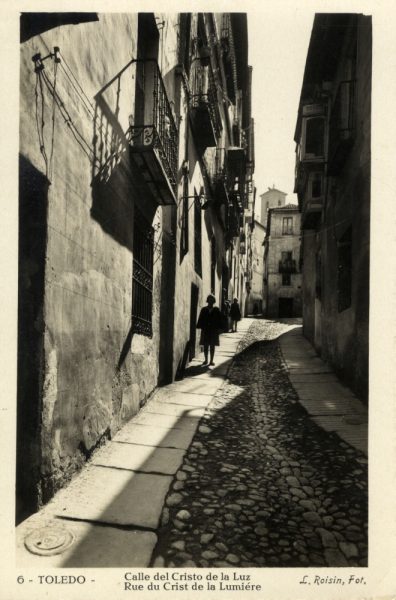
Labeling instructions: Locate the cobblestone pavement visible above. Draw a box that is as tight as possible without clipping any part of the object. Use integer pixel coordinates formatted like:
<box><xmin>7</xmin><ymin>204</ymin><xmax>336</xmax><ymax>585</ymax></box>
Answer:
<box><xmin>151</xmin><ymin>320</ymin><xmax>368</xmax><ymax>568</ymax></box>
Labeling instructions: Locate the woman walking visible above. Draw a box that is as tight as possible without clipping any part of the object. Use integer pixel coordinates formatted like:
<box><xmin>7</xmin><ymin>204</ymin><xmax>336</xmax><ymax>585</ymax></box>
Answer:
<box><xmin>196</xmin><ymin>294</ymin><xmax>222</xmax><ymax>366</ymax></box>
<box><xmin>230</xmin><ymin>297</ymin><xmax>241</xmax><ymax>332</ymax></box>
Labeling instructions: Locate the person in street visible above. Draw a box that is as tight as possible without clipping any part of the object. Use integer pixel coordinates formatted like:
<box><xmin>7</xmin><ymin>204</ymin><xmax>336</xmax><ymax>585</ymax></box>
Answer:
<box><xmin>230</xmin><ymin>297</ymin><xmax>241</xmax><ymax>332</ymax></box>
<box><xmin>196</xmin><ymin>294</ymin><xmax>222</xmax><ymax>366</ymax></box>
<box><xmin>221</xmin><ymin>298</ymin><xmax>231</xmax><ymax>333</ymax></box>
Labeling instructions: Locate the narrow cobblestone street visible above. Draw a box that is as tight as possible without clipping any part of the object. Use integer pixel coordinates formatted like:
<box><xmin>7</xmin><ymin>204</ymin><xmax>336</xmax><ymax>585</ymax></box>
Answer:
<box><xmin>152</xmin><ymin>320</ymin><xmax>368</xmax><ymax>568</ymax></box>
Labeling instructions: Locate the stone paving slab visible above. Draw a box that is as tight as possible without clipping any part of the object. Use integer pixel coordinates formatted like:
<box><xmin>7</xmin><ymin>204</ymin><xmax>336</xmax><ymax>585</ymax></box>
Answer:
<box><xmin>164</xmin><ymin>378</ymin><xmax>225</xmax><ymax>395</ymax></box>
<box><xmin>92</xmin><ymin>441</ymin><xmax>186</xmax><ymax>475</ymax></box>
<box><xmin>133</xmin><ymin>411</ymin><xmax>201</xmax><ymax>431</ymax></box>
<box><xmin>289</xmin><ymin>373</ymin><xmax>340</xmax><ymax>383</ymax></box>
<box><xmin>284</xmin><ymin>357</ymin><xmax>334</xmax><ymax>370</ymax></box>
<box><xmin>151</xmin><ymin>390</ymin><xmax>214</xmax><ymax>407</ymax></box>
<box><xmin>142</xmin><ymin>402</ymin><xmax>206</xmax><ymax>419</ymax></box>
<box><xmin>292</xmin><ymin>381</ymin><xmax>355</xmax><ymax>399</ymax></box>
<box><xmin>16</xmin><ymin>515</ymin><xmax>156</xmax><ymax>567</ymax></box>
<box><xmin>311</xmin><ymin>417</ymin><xmax>368</xmax><ymax>455</ymax></box>
<box><xmin>297</xmin><ymin>397</ymin><xmax>362</xmax><ymax>417</ymax></box>
<box><xmin>52</xmin><ymin>465</ymin><xmax>172</xmax><ymax>529</ymax></box>
<box><xmin>288</xmin><ymin>365</ymin><xmax>334</xmax><ymax>374</ymax></box>
<box><xmin>114</xmin><ymin>422</ymin><xmax>196</xmax><ymax>450</ymax></box>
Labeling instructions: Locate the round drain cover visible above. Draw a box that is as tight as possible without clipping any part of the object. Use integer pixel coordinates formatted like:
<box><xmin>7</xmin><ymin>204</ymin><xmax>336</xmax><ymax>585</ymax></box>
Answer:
<box><xmin>25</xmin><ymin>524</ymin><xmax>75</xmax><ymax>556</ymax></box>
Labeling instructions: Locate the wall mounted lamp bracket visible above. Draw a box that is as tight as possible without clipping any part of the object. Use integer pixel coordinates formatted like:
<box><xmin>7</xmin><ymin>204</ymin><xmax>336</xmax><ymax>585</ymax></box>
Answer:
<box><xmin>32</xmin><ymin>46</ymin><xmax>61</xmax><ymax>73</ymax></box>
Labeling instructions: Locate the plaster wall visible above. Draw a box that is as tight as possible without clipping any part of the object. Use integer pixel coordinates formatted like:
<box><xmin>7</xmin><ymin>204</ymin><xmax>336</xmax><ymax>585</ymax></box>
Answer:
<box><xmin>19</xmin><ymin>14</ymin><xmax>179</xmax><ymax>508</ymax></box>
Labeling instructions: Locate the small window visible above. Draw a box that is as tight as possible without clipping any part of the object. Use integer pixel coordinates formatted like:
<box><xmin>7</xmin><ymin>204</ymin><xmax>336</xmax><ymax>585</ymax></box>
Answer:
<box><xmin>282</xmin><ymin>273</ymin><xmax>291</xmax><ymax>286</ymax></box>
<box><xmin>282</xmin><ymin>217</ymin><xmax>293</xmax><ymax>235</ymax></box>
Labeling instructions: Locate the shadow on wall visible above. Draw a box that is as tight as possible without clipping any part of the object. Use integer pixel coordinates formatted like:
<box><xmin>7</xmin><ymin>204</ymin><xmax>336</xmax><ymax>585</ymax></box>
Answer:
<box><xmin>17</xmin><ymin>154</ymin><xmax>50</xmax><ymax>524</ymax></box>
<box><xmin>90</xmin><ymin>93</ymin><xmax>134</xmax><ymax>252</ymax></box>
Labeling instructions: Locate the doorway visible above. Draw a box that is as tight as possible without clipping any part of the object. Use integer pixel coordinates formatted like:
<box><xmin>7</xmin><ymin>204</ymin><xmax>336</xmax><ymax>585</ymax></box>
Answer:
<box><xmin>279</xmin><ymin>297</ymin><xmax>294</xmax><ymax>317</ymax></box>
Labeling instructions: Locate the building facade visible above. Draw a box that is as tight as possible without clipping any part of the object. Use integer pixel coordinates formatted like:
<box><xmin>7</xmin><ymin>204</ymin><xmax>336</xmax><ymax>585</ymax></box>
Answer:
<box><xmin>18</xmin><ymin>12</ymin><xmax>254</xmax><ymax>521</ymax></box>
<box><xmin>263</xmin><ymin>205</ymin><xmax>302</xmax><ymax>318</ymax></box>
<box><xmin>246</xmin><ymin>220</ymin><xmax>266</xmax><ymax>314</ymax></box>
<box><xmin>294</xmin><ymin>13</ymin><xmax>371</xmax><ymax>400</ymax></box>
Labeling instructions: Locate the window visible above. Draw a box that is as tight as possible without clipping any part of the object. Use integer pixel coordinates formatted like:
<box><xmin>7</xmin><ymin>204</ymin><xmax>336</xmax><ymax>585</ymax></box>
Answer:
<box><xmin>303</xmin><ymin>116</ymin><xmax>325</xmax><ymax>159</ymax></box>
<box><xmin>282</xmin><ymin>217</ymin><xmax>293</xmax><ymax>235</ymax></box>
<box><xmin>194</xmin><ymin>192</ymin><xmax>202</xmax><ymax>276</ymax></box>
<box><xmin>132</xmin><ymin>208</ymin><xmax>154</xmax><ymax>337</ymax></box>
<box><xmin>337</xmin><ymin>227</ymin><xmax>352</xmax><ymax>312</ymax></box>
<box><xmin>282</xmin><ymin>273</ymin><xmax>291</xmax><ymax>286</ymax></box>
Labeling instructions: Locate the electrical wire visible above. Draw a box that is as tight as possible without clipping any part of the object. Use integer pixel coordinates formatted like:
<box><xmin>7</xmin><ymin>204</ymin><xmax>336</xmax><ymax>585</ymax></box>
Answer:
<box><xmin>48</xmin><ymin>60</ymin><xmax>58</xmax><ymax>181</ymax></box>
<box><xmin>41</xmin><ymin>70</ymin><xmax>93</xmax><ymax>160</ymax></box>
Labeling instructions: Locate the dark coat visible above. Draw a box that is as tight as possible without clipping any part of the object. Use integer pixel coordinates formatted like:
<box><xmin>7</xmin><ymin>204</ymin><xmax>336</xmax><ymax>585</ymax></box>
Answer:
<box><xmin>230</xmin><ymin>302</ymin><xmax>241</xmax><ymax>321</ymax></box>
<box><xmin>196</xmin><ymin>306</ymin><xmax>222</xmax><ymax>346</ymax></box>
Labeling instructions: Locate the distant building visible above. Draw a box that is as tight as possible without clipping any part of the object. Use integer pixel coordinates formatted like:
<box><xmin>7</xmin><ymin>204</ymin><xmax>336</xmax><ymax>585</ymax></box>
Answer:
<box><xmin>258</xmin><ymin>186</ymin><xmax>287</xmax><ymax>224</ymax></box>
<box><xmin>294</xmin><ymin>13</ymin><xmax>371</xmax><ymax>401</ymax></box>
<box><xmin>264</xmin><ymin>205</ymin><xmax>302</xmax><ymax>318</ymax></box>
<box><xmin>246</xmin><ymin>219</ymin><xmax>266</xmax><ymax>314</ymax></box>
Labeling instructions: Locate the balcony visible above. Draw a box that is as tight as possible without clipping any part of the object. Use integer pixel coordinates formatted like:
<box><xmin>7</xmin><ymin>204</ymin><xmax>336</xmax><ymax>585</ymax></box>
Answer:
<box><xmin>190</xmin><ymin>60</ymin><xmax>221</xmax><ymax>149</ymax></box>
<box><xmin>127</xmin><ymin>60</ymin><xmax>178</xmax><ymax>206</ymax></box>
<box><xmin>328</xmin><ymin>80</ymin><xmax>355</xmax><ymax>175</ymax></box>
<box><xmin>204</xmin><ymin>147</ymin><xmax>229</xmax><ymax>204</ymax></box>
<box><xmin>228</xmin><ymin>145</ymin><xmax>246</xmax><ymax>173</ymax></box>
<box><xmin>278</xmin><ymin>259</ymin><xmax>297</xmax><ymax>274</ymax></box>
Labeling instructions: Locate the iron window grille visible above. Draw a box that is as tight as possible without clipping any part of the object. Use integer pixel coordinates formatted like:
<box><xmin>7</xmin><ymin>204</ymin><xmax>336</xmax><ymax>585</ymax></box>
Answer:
<box><xmin>132</xmin><ymin>208</ymin><xmax>154</xmax><ymax>337</ymax></box>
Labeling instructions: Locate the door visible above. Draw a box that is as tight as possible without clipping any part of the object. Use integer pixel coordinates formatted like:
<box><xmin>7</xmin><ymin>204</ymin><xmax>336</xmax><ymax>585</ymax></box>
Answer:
<box><xmin>278</xmin><ymin>297</ymin><xmax>294</xmax><ymax>318</ymax></box>
<box><xmin>189</xmin><ymin>284</ymin><xmax>199</xmax><ymax>360</ymax></box>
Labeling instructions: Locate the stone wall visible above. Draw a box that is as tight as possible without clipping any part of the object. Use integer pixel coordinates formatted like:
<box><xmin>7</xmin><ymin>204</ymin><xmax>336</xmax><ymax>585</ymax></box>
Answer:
<box><xmin>320</xmin><ymin>16</ymin><xmax>371</xmax><ymax>399</ymax></box>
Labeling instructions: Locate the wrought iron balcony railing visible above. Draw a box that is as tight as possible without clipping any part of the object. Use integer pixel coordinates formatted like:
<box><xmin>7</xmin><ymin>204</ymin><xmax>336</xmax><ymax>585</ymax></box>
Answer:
<box><xmin>328</xmin><ymin>80</ymin><xmax>356</xmax><ymax>174</ymax></box>
<box><xmin>127</xmin><ymin>60</ymin><xmax>178</xmax><ymax>205</ymax></box>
